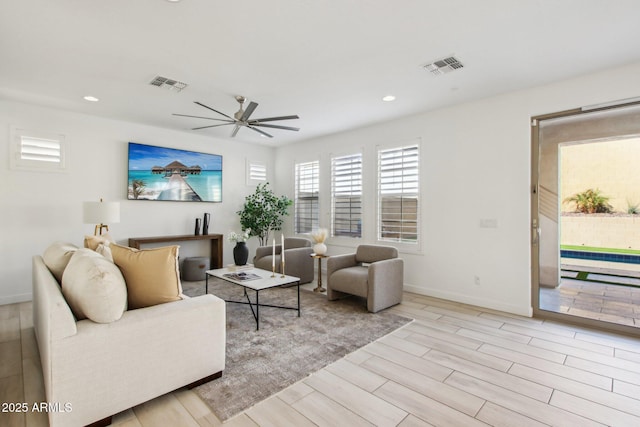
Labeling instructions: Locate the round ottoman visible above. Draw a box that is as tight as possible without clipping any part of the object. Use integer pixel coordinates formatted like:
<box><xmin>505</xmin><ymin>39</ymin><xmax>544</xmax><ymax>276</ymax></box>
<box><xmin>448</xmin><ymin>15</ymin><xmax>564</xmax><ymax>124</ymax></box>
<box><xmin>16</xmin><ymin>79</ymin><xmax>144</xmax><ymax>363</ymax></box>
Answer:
<box><xmin>182</xmin><ymin>257</ymin><xmax>210</xmax><ymax>281</ymax></box>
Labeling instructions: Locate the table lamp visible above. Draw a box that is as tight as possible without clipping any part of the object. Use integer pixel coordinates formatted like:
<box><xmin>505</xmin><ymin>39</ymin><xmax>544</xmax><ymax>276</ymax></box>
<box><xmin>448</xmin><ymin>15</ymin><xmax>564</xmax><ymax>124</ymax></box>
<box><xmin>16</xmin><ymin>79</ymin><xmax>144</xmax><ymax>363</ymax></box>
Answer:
<box><xmin>83</xmin><ymin>198</ymin><xmax>120</xmax><ymax>235</ymax></box>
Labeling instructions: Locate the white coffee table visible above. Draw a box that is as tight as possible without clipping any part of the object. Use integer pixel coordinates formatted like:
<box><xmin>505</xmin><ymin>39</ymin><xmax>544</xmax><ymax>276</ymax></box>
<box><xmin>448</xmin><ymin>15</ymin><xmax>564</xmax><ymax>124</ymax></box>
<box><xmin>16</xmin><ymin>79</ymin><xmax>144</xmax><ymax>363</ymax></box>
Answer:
<box><xmin>205</xmin><ymin>267</ymin><xmax>301</xmax><ymax>330</ymax></box>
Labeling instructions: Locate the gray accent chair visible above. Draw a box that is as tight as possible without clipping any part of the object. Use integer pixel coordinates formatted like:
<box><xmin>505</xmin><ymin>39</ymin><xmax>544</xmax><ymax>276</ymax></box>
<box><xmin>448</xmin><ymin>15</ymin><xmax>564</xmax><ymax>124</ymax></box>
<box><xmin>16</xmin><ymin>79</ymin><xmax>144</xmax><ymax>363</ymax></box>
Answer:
<box><xmin>253</xmin><ymin>237</ymin><xmax>314</xmax><ymax>284</ymax></box>
<box><xmin>327</xmin><ymin>244</ymin><xmax>404</xmax><ymax>313</ymax></box>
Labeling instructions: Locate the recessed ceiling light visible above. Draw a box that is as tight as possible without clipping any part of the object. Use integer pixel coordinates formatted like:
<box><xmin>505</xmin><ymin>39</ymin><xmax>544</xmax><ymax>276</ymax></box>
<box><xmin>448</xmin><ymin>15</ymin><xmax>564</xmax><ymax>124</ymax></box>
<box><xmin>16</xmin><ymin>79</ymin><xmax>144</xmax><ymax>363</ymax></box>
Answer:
<box><xmin>83</xmin><ymin>96</ymin><xmax>99</xmax><ymax>102</ymax></box>
<box><xmin>166</xmin><ymin>0</ymin><xmax>182</xmax><ymax>2</ymax></box>
<box><xmin>382</xmin><ymin>95</ymin><xmax>396</xmax><ymax>102</ymax></box>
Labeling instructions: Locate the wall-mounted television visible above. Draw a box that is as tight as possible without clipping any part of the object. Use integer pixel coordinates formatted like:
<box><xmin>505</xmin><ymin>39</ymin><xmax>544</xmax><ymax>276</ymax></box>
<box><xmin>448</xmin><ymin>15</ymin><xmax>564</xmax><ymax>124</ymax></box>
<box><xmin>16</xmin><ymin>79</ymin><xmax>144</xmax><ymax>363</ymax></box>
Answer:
<box><xmin>127</xmin><ymin>142</ymin><xmax>222</xmax><ymax>202</ymax></box>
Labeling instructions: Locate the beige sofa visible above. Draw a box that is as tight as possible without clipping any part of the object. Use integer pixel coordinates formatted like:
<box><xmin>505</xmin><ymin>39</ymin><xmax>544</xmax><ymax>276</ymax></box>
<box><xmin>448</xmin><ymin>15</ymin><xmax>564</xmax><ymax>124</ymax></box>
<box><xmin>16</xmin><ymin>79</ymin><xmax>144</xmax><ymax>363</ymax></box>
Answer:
<box><xmin>32</xmin><ymin>247</ymin><xmax>225</xmax><ymax>427</ymax></box>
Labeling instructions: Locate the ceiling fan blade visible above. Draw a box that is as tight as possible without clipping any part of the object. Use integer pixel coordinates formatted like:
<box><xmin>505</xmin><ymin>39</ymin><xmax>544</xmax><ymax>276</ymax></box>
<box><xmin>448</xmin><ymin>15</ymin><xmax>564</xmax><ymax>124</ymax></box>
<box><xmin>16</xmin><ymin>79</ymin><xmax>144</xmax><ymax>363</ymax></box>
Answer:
<box><xmin>252</xmin><ymin>123</ymin><xmax>300</xmax><ymax>132</ymax></box>
<box><xmin>173</xmin><ymin>113</ymin><xmax>234</xmax><ymax>123</ymax></box>
<box><xmin>239</xmin><ymin>101</ymin><xmax>258</xmax><ymax>122</ymax></box>
<box><xmin>191</xmin><ymin>123</ymin><xmax>234</xmax><ymax>130</ymax></box>
<box><xmin>231</xmin><ymin>124</ymin><xmax>241</xmax><ymax>137</ymax></box>
<box><xmin>247</xmin><ymin>125</ymin><xmax>273</xmax><ymax>138</ymax></box>
<box><xmin>250</xmin><ymin>115</ymin><xmax>299</xmax><ymax>123</ymax></box>
<box><xmin>194</xmin><ymin>101</ymin><xmax>235</xmax><ymax>120</ymax></box>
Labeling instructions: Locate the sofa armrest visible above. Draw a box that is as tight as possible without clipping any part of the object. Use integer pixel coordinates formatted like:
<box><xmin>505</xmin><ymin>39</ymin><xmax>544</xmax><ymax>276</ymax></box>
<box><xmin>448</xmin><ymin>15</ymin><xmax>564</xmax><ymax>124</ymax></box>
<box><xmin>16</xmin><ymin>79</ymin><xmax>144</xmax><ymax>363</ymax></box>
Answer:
<box><xmin>368</xmin><ymin>258</ymin><xmax>404</xmax><ymax>312</ymax></box>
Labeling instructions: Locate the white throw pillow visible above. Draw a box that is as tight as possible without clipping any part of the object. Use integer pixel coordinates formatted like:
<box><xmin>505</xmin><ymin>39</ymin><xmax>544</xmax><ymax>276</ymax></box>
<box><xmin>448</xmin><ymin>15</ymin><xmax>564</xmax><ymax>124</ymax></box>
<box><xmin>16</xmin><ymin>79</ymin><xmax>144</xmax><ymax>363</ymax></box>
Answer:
<box><xmin>62</xmin><ymin>248</ymin><xmax>127</xmax><ymax>323</ymax></box>
<box><xmin>43</xmin><ymin>241</ymin><xmax>79</xmax><ymax>283</ymax></box>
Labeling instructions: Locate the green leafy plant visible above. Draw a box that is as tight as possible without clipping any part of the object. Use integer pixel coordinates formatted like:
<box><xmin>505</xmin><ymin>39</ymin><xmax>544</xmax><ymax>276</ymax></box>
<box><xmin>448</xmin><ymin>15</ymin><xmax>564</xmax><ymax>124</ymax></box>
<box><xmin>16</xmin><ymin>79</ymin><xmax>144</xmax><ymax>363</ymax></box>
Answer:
<box><xmin>627</xmin><ymin>200</ymin><xmax>640</xmax><ymax>214</ymax></box>
<box><xmin>563</xmin><ymin>188</ymin><xmax>613</xmax><ymax>214</ymax></box>
<box><xmin>237</xmin><ymin>183</ymin><xmax>292</xmax><ymax>246</ymax></box>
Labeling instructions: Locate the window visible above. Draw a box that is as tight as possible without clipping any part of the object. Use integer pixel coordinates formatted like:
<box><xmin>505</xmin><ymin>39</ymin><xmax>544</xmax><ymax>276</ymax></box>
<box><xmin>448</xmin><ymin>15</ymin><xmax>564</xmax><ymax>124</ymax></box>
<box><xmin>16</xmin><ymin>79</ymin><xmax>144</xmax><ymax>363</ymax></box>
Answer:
<box><xmin>10</xmin><ymin>128</ymin><xmax>66</xmax><ymax>172</ymax></box>
<box><xmin>378</xmin><ymin>143</ymin><xmax>419</xmax><ymax>243</ymax></box>
<box><xmin>294</xmin><ymin>160</ymin><xmax>319</xmax><ymax>233</ymax></box>
<box><xmin>331</xmin><ymin>153</ymin><xmax>362</xmax><ymax>237</ymax></box>
<box><xmin>246</xmin><ymin>159</ymin><xmax>267</xmax><ymax>185</ymax></box>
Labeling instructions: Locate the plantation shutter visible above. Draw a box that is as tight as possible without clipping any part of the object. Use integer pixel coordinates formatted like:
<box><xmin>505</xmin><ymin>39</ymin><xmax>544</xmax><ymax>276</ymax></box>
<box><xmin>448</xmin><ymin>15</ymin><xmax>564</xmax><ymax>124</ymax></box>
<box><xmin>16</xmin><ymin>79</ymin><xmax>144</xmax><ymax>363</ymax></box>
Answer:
<box><xmin>295</xmin><ymin>161</ymin><xmax>319</xmax><ymax>233</ymax></box>
<box><xmin>378</xmin><ymin>144</ymin><xmax>419</xmax><ymax>243</ymax></box>
<box><xmin>20</xmin><ymin>136</ymin><xmax>62</xmax><ymax>163</ymax></box>
<box><xmin>331</xmin><ymin>153</ymin><xmax>362</xmax><ymax>237</ymax></box>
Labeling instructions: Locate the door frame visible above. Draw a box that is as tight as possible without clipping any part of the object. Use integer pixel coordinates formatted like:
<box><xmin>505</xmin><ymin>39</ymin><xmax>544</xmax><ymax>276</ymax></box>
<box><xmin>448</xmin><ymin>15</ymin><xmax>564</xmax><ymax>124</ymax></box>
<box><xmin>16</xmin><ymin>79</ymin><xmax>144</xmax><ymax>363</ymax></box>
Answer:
<box><xmin>531</xmin><ymin>101</ymin><xmax>640</xmax><ymax>336</ymax></box>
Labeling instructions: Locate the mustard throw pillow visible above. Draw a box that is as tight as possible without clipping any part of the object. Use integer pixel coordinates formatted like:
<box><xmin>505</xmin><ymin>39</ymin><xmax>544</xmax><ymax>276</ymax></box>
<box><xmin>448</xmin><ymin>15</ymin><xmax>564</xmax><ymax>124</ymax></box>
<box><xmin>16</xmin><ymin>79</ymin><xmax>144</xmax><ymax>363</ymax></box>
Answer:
<box><xmin>110</xmin><ymin>243</ymin><xmax>182</xmax><ymax>309</ymax></box>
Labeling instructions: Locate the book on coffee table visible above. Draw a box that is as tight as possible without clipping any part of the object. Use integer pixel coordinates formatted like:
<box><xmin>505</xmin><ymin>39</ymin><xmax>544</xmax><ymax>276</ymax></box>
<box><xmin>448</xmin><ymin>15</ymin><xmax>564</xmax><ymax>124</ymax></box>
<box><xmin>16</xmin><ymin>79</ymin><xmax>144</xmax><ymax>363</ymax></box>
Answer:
<box><xmin>223</xmin><ymin>272</ymin><xmax>261</xmax><ymax>281</ymax></box>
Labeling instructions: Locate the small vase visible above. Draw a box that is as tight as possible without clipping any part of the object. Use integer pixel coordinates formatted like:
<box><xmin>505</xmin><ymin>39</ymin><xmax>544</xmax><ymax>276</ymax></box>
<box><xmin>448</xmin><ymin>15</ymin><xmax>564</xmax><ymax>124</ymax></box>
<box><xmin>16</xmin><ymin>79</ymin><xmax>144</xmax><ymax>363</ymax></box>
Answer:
<box><xmin>313</xmin><ymin>242</ymin><xmax>327</xmax><ymax>255</ymax></box>
<box><xmin>203</xmin><ymin>213</ymin><xmax>210</xmax><ymax>235</ymax></box>
<box><xmin>233</xmin><ymin>241</ymin><xmax>249</xmax><ymax>266</ymax></box>
<box><xmin>194</xmin><ymin>218</ymin><xmax>201</xmax><ymax>235</ymax></box>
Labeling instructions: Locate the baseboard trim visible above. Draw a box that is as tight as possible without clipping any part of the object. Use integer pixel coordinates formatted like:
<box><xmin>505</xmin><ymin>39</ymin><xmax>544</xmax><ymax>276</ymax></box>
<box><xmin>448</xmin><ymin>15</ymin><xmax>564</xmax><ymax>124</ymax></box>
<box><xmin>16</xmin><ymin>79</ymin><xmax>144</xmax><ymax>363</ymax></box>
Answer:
<box><xmin>403</xmin><ymin>284</ymin><xmax>532</xmax><ymax>317</ymax></box>
<box><xmin>0</xmin><ymin>293</ymin><xmax>32</xmax><ymax>306</ymax></box>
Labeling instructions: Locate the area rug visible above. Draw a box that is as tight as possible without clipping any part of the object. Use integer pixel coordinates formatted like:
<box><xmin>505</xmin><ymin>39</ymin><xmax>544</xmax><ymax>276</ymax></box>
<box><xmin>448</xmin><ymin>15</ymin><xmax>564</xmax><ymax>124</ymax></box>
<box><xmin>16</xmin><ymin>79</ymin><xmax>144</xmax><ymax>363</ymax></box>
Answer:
<box><xmin>182</xmin><ymin>278</ymin><xmax>411</xmax><ymax>421</ymax></box>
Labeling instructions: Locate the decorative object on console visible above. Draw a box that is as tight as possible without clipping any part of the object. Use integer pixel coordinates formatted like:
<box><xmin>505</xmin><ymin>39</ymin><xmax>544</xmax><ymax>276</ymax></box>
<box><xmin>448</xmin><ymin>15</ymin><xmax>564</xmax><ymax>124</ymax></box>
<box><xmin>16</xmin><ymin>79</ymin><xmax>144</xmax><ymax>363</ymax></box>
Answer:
<box><xmin>127</xmin><ymin>142</ymin><xmax>222</xmax><ymax>202</ymax></box>
<box><xmin>310</xmin><ymin>228</ymin><xmax>328</xmax><ymax>255</ymax></box>
<box><xmin>203</xmin><ymin>212</ymin><xmax>210</xmax><ymax>234</ymax></box>
<box><xmin>228</xmin><ymin>229</ymin><xmax>250</xmax><ymax>266</ymax></box>
<box><xmin>83</xmin><ymin>198</ymin><xmax>120</xmax><ymax>235</ymax></box>
<box><xmin>237</xmin><ymin>182</ymin><xmax>292</xmax><ymax>245</ymax></box>
<box><xmin>195</xmin><ymin>218</ymin><xmax>201</xmax><ymax>235</ymax></box>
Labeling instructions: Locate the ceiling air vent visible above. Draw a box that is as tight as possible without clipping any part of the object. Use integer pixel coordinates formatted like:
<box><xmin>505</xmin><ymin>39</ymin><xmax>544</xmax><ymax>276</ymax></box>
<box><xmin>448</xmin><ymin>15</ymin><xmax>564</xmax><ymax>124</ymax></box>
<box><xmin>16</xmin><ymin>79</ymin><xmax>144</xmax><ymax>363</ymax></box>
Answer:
<box><xmin>422</xmin><ymin>56</ymin><xmax>464</xmax><ymax>76</ymax></box>
<box><xmin>149</xmin><ymin>75</ymin><xmax>188</xmax><ymax>92</ymax></box>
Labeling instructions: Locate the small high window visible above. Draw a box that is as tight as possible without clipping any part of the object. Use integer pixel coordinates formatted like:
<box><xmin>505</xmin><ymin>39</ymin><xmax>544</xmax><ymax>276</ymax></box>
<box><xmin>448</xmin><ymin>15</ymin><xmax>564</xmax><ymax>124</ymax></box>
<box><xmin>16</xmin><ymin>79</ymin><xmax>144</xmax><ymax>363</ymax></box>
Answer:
<box><xmin>10</xmin><ymin>128</ymin><xmax>66</xmax><ymax>172</ymax></box>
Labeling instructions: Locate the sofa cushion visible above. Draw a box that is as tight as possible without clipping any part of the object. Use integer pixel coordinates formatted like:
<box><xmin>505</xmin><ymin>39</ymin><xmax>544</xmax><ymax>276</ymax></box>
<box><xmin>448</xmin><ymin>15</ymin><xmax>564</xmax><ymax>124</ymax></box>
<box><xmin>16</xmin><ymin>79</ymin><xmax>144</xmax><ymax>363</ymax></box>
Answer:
<box><xmin>110</xmin><ymin>243</ymin><xmax>183</xmax><ymax>309</ymax></box>
<box><xmin>61</xmin><ymin>248</ymin><xmax>127</xmax><ymax>323</ymax></box>
<box><xmin>43</xmin><ymin>241</ymin><xmax>79</xmax><ymax>283</ymax></box>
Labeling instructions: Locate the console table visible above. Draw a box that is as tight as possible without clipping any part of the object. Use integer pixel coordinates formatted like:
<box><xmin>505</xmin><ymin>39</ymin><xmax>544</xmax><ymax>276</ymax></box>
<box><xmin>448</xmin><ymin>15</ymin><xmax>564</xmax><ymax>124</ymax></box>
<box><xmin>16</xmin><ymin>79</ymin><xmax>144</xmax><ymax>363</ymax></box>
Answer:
<box><xmin>128</xmin><ymin>234</ymin><xmax>223</xmax><ymax>269</ymax></box>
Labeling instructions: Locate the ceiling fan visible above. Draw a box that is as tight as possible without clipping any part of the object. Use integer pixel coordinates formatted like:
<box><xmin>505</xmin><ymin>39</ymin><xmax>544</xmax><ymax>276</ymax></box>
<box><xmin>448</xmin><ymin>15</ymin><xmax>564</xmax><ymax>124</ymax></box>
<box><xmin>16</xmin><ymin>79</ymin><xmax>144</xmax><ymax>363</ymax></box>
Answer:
<box><xmin>173</xmin><ymin>95</ymin><xmax>300</xmax><ymax>138</ymax></box>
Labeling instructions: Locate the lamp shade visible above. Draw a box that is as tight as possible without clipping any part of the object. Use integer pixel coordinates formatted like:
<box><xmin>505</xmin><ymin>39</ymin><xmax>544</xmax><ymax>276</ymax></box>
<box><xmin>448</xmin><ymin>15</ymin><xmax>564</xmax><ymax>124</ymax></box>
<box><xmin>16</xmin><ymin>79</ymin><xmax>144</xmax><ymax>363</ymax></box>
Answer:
<box><xmin>83</xmin><ymin>201</ymin><xmax>120</xmax><ymax>224</ymax></box>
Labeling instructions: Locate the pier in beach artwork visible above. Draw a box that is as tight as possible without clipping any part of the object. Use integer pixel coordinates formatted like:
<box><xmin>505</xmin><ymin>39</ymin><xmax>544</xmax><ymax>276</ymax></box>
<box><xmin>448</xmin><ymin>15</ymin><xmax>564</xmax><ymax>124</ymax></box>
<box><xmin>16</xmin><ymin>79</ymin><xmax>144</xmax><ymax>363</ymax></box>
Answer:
<box><xmin>127</xmin><ymin>142</ymin><xmax>222</xmax><ymax>202</ymax></box>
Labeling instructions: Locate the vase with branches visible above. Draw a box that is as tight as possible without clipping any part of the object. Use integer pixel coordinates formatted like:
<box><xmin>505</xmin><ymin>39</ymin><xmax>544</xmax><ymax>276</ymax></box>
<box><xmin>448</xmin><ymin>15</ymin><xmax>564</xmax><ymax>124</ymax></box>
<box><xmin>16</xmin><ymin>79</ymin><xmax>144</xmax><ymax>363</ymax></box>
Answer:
<box><xmin>237</xmin><ymin>183</ymin><xmax>292</xmax><ymax>246</ymax></box>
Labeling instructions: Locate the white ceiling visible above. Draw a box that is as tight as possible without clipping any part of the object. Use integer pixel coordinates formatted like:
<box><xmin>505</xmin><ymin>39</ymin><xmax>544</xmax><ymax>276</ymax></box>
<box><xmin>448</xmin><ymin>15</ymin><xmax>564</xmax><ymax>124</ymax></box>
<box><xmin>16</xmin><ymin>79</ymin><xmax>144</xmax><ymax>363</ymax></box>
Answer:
<box><xmin>2</xmin><ymin>0</ymin><xmax>640</xmax><ymax>146</ymax></box>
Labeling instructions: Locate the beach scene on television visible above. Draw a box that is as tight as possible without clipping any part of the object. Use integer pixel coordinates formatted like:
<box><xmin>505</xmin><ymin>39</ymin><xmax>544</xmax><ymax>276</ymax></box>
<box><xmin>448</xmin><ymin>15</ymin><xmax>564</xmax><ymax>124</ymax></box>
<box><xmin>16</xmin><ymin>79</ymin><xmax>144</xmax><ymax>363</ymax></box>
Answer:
<box><xmin>127</xmin><ymin>142</ymin><xmax>222</xmax><ymax>202</ymax></box>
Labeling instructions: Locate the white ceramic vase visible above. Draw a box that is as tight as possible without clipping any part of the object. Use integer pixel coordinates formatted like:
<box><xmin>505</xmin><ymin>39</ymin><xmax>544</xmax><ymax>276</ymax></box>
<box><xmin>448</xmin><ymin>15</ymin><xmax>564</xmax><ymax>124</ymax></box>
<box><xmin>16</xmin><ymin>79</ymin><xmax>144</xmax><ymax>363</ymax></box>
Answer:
<box><xmin>313</xmin><ymin>242</ymin><xmax>327</xmax><ymax>255</ymax></box>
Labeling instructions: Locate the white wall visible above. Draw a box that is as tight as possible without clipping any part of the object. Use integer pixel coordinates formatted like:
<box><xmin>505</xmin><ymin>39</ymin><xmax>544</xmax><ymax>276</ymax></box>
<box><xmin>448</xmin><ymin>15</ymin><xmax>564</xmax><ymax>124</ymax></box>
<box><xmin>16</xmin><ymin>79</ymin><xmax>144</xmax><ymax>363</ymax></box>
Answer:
<box><xmin>275</xmin><ymin>62</ymin><xmax>640</xmax><ymax>316</ymax></box>
<box><xmin>3</xmin><ymin>62</ymin><xmax>640</xmax><ymax>313</ymax></box>
<box><xmin>0</xmin><ymin>100</ymin><xmax>274</xmax><ymax>304</ymax></box>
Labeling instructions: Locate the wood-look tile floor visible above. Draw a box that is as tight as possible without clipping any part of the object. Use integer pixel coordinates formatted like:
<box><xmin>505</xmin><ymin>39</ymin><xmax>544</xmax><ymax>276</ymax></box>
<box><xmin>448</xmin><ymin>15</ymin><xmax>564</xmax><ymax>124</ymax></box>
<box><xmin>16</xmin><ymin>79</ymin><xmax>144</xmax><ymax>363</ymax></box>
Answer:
<box><xmin>540</xmin><ymin>278</ymin><xmax>640</xmax><ymax>327</ymax></box>
<box><xmin>4</xmin><ymin>290</ymin><xmax>640</xmax><ymax>426</ymax></box>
